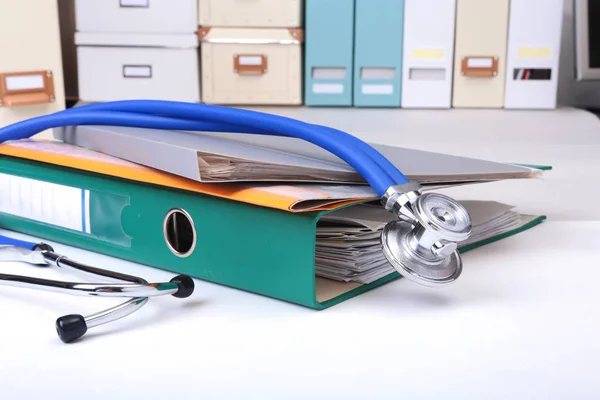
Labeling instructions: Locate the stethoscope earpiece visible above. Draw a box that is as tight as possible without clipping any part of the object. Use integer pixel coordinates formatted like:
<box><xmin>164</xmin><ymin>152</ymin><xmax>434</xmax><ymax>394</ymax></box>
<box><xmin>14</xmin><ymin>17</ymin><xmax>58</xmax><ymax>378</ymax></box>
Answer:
<box><xmin>56</xmin><ymin>314</ymin><xmax>88</xmax><ymax>344</ymax></box>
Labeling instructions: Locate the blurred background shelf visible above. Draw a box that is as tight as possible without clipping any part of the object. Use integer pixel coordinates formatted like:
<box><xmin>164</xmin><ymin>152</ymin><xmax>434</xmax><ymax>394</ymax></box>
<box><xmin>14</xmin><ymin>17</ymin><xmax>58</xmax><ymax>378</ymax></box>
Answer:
<box><xmin>5</xmin><ymin>0</ymin><xmax>600</xmax><ymax>143</ymax></box>
<box><xmin>50</xmin><ymin>0</ymin><xmax>600</xmax><ymax>111</ymax></box>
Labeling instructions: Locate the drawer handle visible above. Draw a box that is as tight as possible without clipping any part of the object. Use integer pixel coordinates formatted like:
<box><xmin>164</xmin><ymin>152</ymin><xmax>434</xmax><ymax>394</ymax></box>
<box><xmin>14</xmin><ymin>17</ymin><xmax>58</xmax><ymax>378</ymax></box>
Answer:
<box><xmin>233</xmin><ymin>54</ymin><xmax>268</xmax><ymax>75</ymax></box>
<box><xmin>123</xmin><ymin>65</ymin><xmax>152</xmax><ymax>78</ymax></box>
<box><xmin>0</xmin><ymin>70</ymin><xmax>55</xmax><ymax>107</ymax></box>
<box><xmin>460</xmin><ymin>56</ymin><xmax>499</xmax><ymax>77</ymax></box>
<box><xmin>120</xmin><ymin>0</ymin><xmax>149</xmax><ymax>7</ymax></box>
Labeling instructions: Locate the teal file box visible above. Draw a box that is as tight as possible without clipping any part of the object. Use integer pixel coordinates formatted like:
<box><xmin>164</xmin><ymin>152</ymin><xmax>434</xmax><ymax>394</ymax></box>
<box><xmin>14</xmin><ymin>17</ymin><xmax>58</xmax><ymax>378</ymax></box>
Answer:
<box><xmin>304</xmin><ymin>0</ymin><xmax>355</xmax><ymax>106</ymax></box>
<box><xmin>353</xmin><ymin>0</ymin><xmax>404</xmax><ymax>107</ymax></box>
<box><xmin>0</xmin><ymin>155</ymin><xmax>547</xmax><ymax>309</ymax></box>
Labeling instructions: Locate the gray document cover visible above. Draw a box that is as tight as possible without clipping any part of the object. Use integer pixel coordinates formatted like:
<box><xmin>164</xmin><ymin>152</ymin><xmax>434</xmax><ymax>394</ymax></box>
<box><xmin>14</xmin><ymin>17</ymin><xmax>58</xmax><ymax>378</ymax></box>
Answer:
<box><xmin>53</xmin><ymin>125</ymin><xmax>539</xmax><ymax>184</ymax></box>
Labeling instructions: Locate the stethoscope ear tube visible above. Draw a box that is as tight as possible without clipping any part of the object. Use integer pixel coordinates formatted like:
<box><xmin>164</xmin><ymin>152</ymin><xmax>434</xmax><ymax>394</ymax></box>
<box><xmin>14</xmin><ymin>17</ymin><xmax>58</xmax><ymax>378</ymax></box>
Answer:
<box><xmin>0</xmin><ymin>236</ymin><xmax>195</xmax><ymax>343</ymax></box>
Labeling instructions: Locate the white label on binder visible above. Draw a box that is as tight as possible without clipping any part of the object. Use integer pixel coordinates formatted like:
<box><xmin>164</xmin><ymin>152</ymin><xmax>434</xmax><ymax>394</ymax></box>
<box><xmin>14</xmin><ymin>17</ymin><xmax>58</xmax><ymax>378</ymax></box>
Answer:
<box><xmin>362</xmin><ymin>84</ymin><xmax>393</xmax><ymax>94</ymax></box>
<box><xmin>0</xmin><ymin>173</ymin><xmax>91</xmax><ymax>233</ymax></box>
<box><xmin>313</xmin><ymin>84</ymin><xmax>344</xmax><ymax>94</ymax></box>
<box><xmin>360</xmin><ymin>68</ymin><xmax>396</xmax><ymax>80</ymax></box>
<box><xmin>5</xmin><ymin>75</ymin><xmax>44</xmax><ymax>91</ymax></box>
<box><xmin>466</xmin><ymin>58</ymin><xmax>493</xmax><ymax>68</ymax></box>
<box><xmin>409</xmin><ymin>68</ymin><xmax>446</xmax><ymax>80</ymax></box>
<box><xmin>312</xmin><ymin>68</ymin><xmax>347</xmax><ymax>80</ymax></box>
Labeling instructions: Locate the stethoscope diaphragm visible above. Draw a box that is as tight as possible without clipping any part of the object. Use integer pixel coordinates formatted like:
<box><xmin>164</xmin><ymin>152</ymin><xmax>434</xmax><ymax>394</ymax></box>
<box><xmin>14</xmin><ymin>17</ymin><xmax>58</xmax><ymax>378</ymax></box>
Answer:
<box><xmin>381</xmin><ymin>192</ymin><xmax>472</xmax><ymax>286</ymax></box>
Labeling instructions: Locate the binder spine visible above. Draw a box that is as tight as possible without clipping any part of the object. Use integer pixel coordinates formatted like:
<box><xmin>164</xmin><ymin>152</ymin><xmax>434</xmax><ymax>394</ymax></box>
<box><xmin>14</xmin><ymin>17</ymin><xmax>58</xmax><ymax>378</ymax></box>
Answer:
<box><xmin>503</xmin><ymin>0</ymin><xmax>564</xmax><ymax>109</ymax></box>
<box><xmin>0</xmin><ymin>156</ymin><xmax>322</xmax><ymax>309</ymax></box>
<box><xmin>304</xmin><ymin>0</ymin><xmax>355</xmax><ymax>106</ymax></box>
<box><xmin>353</xmin><ymin>0</ymin><xmax>404</xmax><ymax>107</ymax></box>
<box><xmin>401</xmin><ymin>0</ymin><xmax>456</xmax><ymax>109</ymax></box>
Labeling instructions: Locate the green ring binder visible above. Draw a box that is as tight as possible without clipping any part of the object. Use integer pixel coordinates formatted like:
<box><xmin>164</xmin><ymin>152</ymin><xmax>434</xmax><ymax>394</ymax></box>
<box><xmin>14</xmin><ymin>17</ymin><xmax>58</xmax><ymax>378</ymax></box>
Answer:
<box><xmin>0</xmin><ymin>155</ymin><xmax>547</xmax><ymax>309</ymax></box>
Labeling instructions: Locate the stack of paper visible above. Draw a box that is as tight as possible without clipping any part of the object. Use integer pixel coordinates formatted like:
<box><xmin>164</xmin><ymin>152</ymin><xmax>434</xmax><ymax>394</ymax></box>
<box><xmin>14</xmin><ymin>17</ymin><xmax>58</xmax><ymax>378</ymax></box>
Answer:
<box><xmin>456</xmin><ymin>201</ymin><xmax>522</xmax><ymax>246</ymax></box>
<box><xmin>196</xmin><ymin>152</ymin><xmax>365</xmax><ymax>183</ymax></box>
<box><xmin>315</xmin><ymin>201</ymin><xmax>524</xmax><ymax>284</ymax></box>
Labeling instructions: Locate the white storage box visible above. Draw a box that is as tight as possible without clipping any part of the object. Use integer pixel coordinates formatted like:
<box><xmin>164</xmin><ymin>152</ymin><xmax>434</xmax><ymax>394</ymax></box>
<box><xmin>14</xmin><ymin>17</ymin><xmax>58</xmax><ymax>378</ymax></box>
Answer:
<box><xmin>198</xmin><ymin>0</ymin><xmax>302</xmax><ymax>28</ymax></box>
<box><xmin>76</xmin><ymin>33</ymin><xmax>200</xmax><ymax>103</ymax></box>
<box><xmin>503</xmin><ymin>0</ymin><xmax>563</xmax><ymax>109</ymax></box>
<box><xmin>200</xmin><ymin>28</ymin><xmax>303</xmax><ymax>105</ymax></box>
<box><xmin>75</xmin><ymin>0</ymin><xmax>197</xmax><ymax>34</ymax></box>
<box><xmin>401</xmin><ymin>0</ymin><xmax>456</xmax><ymax>109</ymax></box>
<box><xmin>0</xmin><ymin>0</ymin><xmax>65</xmax><ymax>139</ymax></box>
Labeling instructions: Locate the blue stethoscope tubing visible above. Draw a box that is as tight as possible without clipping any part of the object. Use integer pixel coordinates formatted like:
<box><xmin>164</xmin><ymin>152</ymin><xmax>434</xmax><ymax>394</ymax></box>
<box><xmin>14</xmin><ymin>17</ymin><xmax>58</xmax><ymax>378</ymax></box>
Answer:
<box><xmin>0</xmin><ymin>235</ymin><xmax>39</xmax><ymax>250</ymax></box>
<box><xmin>0</xmin><ymin>100</ymin><xmax>410</xmax><ymax>197</ymax></box>
<box><xmin>0</xmin><ymin>100</ymin><xmax>421</xmax><ymax>343</ymax></box>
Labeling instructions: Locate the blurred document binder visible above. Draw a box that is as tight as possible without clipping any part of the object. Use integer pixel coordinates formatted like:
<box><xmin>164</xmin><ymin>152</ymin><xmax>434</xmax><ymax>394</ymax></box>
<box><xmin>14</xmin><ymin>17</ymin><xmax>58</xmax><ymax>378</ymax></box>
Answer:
<box><xmin>54</xmin><ymin>125</ymin><xmax>541</xmax><ymax>185</ymax></box>
<box><xmin>452</xmin><ymin>0</ymin><xmax>510</xmax><ymax>108</ymax></box>
<box><xmin>353</xmin><ymin>0</ymin><xmax>404</xmax><ymax>107</ymax></box>
<box><xmin>401</xmin><ymin>0</ymin><xmax>456</xmax><ymax>108</ymax></box>
<box><xmin>0</xmin><ymin>140</ymin><xmax>547</xmax><ymax>309</ymax></box>
<box><xmin>304</xmin><ymin>0</ymin><xmax>355</xmax><ymax>106</ymax></box>
<box><xmin>504</xmin><ymin>0</ymin><xmax>563</xmax><ymax>109</ymax></box>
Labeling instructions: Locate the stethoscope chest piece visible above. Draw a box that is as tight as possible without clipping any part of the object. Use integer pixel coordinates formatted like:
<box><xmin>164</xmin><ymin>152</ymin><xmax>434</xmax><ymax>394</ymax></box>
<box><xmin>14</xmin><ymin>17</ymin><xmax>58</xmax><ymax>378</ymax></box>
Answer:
<box><xmin>381</xmin><ymin>192</ymin><xmax>472</xmax><ymax>287</ymax></box>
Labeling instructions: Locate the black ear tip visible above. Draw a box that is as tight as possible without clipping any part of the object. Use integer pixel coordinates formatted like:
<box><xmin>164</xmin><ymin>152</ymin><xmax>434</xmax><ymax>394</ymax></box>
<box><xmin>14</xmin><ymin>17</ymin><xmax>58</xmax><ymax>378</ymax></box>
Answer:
<box><xmin>170</xmin><ymin>274</ymin><xmax>195</xmax><ymax>298</ymax></box>
<box><xmin>56</xmin><ymin>314</ymin><xmax>88</xmax><ymax>343</ymax></box>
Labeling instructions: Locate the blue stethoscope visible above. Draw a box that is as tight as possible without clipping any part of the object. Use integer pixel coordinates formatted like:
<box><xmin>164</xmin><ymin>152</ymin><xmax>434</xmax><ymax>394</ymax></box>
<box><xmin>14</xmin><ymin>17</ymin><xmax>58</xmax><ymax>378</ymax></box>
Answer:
<box><xmin>0</xmin><ymin>100</ymin><xmax>472</xmax><ymax>343</ymax></box>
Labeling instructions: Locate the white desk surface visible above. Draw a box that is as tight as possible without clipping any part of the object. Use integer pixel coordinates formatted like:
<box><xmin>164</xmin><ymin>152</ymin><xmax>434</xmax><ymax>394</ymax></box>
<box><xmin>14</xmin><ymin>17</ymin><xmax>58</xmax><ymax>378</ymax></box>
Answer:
<box><xmin>1</xmin><ymin>107</ymin><xmax>599</xmax><ymax>399</ymax></box>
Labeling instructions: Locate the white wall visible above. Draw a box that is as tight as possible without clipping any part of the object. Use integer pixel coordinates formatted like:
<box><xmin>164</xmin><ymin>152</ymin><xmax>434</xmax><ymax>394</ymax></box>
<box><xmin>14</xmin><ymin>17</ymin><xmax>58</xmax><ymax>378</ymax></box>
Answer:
<box><xmin>557</xmin><ymin>0</ymin><xmax>600</xmax><ymax>108</ymax></box>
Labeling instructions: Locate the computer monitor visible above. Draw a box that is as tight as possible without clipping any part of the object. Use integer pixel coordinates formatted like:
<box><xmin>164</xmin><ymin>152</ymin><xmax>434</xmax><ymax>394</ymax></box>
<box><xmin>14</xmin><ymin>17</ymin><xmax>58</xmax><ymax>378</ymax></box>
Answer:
<box><xmin>575</xmin><ymin>0</ymin><xmax>600</xmax><ymax>80</ymax></box>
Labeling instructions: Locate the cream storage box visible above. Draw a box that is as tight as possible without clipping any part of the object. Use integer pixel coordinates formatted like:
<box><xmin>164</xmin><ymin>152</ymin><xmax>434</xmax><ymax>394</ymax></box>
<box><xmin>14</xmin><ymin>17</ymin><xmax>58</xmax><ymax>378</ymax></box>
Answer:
<box><xmin>198</xmin><ymin>0</ymin><xmax>302</xmax><ymax>28</ymax></box>
<box><xmin>0</xmin><ymin>0</ymin><xmax>65</xmax><ymax>138</ymax></box>
<box><xmin>199</xmin><ymin>28</ymin><xmax>303</xmax><ymax>105</ymax></box>
<box><xmin>452</xmin><ymin>0</ymin><xmax>510</xmax><ymax>108</ymax></box>
<box><xmin>75</xmin><ymin>32</ymin><xmax>201</xmax><ymax>103</ymax></box>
